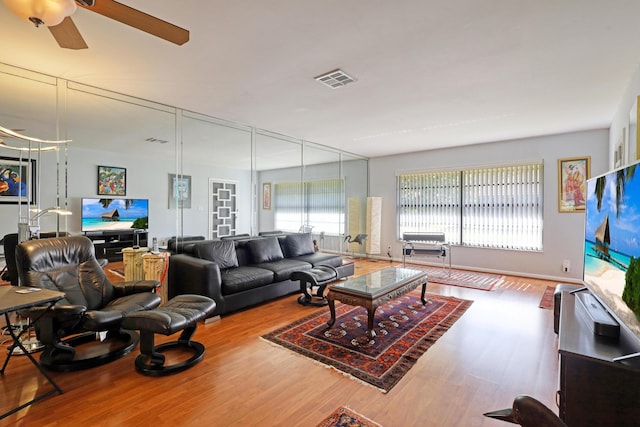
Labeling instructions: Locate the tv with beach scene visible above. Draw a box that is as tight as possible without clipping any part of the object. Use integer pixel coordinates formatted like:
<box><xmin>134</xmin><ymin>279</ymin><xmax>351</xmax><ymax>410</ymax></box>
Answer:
<box><xmin>584</xmin><ymin>159</ymin><xmax>640</xmax><ymax>341</ymax></box>
<box><xmin>81</xmin><ymin>198</ymin><xmax>148</xmax><ymax>233</ymax></box>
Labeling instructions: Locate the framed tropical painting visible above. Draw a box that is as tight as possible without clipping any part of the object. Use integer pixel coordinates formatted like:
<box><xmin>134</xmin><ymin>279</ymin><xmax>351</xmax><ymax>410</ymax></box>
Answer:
<box><xmin>98</xmin><ymin>166</ymin><xmax>126</xmax><ymax>196</ymax></box>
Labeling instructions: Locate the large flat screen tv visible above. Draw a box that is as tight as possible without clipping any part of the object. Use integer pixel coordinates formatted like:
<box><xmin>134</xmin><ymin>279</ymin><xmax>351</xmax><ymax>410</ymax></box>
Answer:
<box><xmin>81</xmin><ymin>198</ymin><xmax>149</xmax><ymax>233</ymax></box>
<box><xmin>584</xmin><ymin>160</ymin><xmax>640</xmax><ymax>340</ymax></box>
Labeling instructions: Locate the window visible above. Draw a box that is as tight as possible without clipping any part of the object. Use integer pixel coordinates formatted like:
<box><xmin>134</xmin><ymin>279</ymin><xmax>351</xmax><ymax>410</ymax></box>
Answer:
<box><xmin>274</xmin><ymin>178</ymin><xmax>345</xmax><ymax>235</ymax></box>
<box><xmin>397</xmin><ymin>163</ymin><xmax>543</xmax><ymax>250</ymax></box>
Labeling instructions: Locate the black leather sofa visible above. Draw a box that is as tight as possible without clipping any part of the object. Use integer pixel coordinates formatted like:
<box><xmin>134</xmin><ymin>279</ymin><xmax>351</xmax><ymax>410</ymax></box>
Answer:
<box><xmin>168</xmin><ymin>233</ymin><xmax>354</xmax><ymax>316</ymax></box>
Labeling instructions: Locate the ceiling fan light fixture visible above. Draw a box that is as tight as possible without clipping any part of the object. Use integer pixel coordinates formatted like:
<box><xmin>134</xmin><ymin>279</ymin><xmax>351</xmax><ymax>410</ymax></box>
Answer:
<box><xmin>3</xmin><ymin>0</ymin><xmax>77</xmax><ymax>27</ymax></box>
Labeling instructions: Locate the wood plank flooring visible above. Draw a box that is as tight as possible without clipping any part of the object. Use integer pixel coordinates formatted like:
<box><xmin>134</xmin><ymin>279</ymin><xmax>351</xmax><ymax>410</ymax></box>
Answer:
<box><xmin>0</xmin><ymin>259</ymin><xmax>559</xmax><ymax>426</ymax></box>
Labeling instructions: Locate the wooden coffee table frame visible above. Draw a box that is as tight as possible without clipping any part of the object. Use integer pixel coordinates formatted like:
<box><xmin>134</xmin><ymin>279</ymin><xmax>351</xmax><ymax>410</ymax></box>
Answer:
<box><xmin>326</xmin><ymin>267</ymin><xmax>428</xmax><ymax>339</ymax></box>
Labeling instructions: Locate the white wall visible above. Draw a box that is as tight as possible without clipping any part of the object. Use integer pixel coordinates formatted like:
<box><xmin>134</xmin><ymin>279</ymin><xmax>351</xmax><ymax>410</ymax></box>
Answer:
<box><xmin>369</xmin><ymin>129</ymin><xmax>609</xmax><ymax>282</ymax></box>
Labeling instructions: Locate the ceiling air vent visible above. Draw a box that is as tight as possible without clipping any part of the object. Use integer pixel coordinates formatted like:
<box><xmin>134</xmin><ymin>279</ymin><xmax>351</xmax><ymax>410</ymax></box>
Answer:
<box><xmin>314</xmin><ymin>69</ymin><xmax>356</xmax><ymax>89</ymax></box>
<box><xmin>145</xmin><ymin>137</ymin><xmax>169</xmax><ymax>144</ymax></box>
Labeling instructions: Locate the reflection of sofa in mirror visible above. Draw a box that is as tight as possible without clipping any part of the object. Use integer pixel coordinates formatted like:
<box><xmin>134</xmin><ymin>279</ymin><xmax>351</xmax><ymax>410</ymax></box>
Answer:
<box><xmin>168</xmin><ymin>233</ymin><xmax>354</xmax><ymax>316</ymax></box>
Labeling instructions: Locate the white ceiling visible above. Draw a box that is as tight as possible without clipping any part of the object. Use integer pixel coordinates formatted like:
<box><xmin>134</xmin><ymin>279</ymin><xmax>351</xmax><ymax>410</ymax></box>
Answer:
<box><xmin>1</xmin><ymin>0</ymin><xmax>640</xmax><ymax>159</ymax></box>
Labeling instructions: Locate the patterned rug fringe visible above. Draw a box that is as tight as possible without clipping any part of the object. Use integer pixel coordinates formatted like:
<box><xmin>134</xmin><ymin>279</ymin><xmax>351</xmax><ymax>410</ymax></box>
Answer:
<box><xmin>259</xmin><ymin>336</ymin><xmax>387</xmax><ymax>393</ymax></box>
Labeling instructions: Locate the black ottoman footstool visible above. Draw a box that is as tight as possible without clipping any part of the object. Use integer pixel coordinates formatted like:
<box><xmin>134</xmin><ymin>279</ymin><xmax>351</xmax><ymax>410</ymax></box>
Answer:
<box><xmin>292</xmin><ymin>265</ymin><xmax>338</xmax><ymax>307</ymax></box>
<box><xmin>121</xmin><ymin>294</ymin><xmax>216</xmax><ymax>376</ymax></box>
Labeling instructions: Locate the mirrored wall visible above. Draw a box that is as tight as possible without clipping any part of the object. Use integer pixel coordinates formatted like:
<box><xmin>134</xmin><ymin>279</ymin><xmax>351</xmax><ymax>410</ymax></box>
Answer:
<box><xmin>0</xmin><ymin>61</ymin><xmax>368</xmax><ymax>252</ymax></box>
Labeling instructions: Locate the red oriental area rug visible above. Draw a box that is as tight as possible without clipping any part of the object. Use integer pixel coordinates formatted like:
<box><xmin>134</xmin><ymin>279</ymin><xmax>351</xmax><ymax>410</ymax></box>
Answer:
<box><xmin>539</xmin><ymin>285</ymin><xmax>556</xmax><ymax>309</ymax></box>
<box><xmin>315</xmin><ymin>406</ymin><xmax>382</xmax><ymax>427</ymax></box>
<box><xmin>410</xmin><ymin>266</ymin><xmax>504</xmax><ymax>291</ymax></box>
<box><xmin>262</xmin><ymin>291</ymin><xmax>472</xmax><ymax>393</ymax></box>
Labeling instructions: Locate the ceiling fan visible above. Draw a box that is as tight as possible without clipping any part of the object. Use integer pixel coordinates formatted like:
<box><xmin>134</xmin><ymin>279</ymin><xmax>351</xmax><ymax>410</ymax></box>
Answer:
<box><xmin>2</xmin><ymin>0</ymin><xmax>189</xmax><ymax>49</ymax></box>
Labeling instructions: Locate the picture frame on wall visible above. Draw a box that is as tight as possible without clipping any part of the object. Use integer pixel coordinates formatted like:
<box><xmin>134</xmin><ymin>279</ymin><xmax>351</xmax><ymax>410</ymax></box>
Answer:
<box><xmin>168</xmin><ymin>173</ymin><xmax>192</xmax><ymax>209</ymax></box>
<box><xmin>98</xmin><ymin>165</ymin><xmax>126</xmax><ymax>196</ymax></box>
<box><xmin>0</xmin><ymin>155</ymin><xmax>35</xmax><ymax>204</ymax></box>
<box><xmin>558</xmin><ymin>156</ymin><xmax>590</xmax><ymax>213</ymax></box>
<box><xmin>263</xmin><ymin>182</ymin><xmax>271</xmax><ymax>210</ymax></box>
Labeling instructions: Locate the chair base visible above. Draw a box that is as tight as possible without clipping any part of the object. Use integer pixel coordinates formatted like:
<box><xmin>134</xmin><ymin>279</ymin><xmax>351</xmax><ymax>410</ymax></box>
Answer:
<box><xmin>40</xmin><ymin>330</ymin><xmax>138</xmax><ymax>372</ymax></box>
<box><xmin>292</xmin><ymin>266</ymin><xmax>337</xmax><ymax>308</ymax></box>
<box><xmin>297</xmin><ymin>294</ymin><xmax>328</xmax><ymax>307</ymax></box>
<box><xmin>134</xmin><ymin>339</ymin><xmax>205</xmax><ymax>377</ymax></box>
<box><xmin>120</xmin><ymin>295</ymin><xmax>216</xmax><ymax>376</ymax></box>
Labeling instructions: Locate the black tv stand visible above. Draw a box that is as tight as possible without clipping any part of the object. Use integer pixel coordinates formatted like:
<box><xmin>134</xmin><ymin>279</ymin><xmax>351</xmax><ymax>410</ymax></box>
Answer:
<box><xmin>558</xmin><ymin>291</ymin><xmax>640</xmax><ymax>425</ymax></box>
<box><xmin>84</xmin><ymin>230</ymin><xmax>148</xmax><ymax>262</ymax></box>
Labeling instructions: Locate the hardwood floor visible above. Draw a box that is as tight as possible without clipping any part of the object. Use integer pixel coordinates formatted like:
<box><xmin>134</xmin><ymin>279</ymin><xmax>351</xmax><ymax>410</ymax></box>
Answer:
<box><xmin>0</xmin><ymin>260</ymin><xmax>559</xmax><ymax>426</ymax></box>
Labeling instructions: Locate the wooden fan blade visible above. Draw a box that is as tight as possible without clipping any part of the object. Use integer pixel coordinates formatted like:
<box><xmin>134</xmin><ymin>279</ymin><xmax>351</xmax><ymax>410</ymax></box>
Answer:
<box><xmin>80</xmin><ymin>0</ymin><xmax>189</xmax><ymax>45</ymax></box>
<box><xmin>48</xmin><ymin>17</ymin><xmax>89</xmax><ymax>49</ymax></box>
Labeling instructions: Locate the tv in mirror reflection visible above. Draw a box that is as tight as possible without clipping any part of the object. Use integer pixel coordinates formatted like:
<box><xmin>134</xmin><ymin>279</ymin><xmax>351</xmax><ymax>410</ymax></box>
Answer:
<box><xmin>81</xmin><ymin>198</ymin><xmax>149</xmax><ymax>232</ymax></box>
<box><xmin>584</xmin><ymin>160</ymin><xmax>640</xmax><ymax>339</ymax></box>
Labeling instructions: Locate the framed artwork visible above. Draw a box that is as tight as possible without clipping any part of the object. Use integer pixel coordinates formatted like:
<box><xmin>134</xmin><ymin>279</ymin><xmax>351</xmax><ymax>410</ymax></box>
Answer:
<box><xmin>263</xmin><ymin>182</ymin><xmax>271</xmax><ymax>210</ymax></box>
<box><xmin>169</xmin><ymin>173</ymin><xmax>192</xmax><ymax>208</ymax></box>
<box><xmin>558</xmin><ymin>156</ymin><xmax>590</xmax><ymax>213</ymax></box>
<box><xmin>98</xmin><ymin>166</ymin><xmax>126</xmax><ymax>196</ymax></box>
<box><xmin>0</xmin><ymin>156</ymin><xmax>35</xmax><ymax>204</ymax></box>
<box><xmin>629</xmin><ymin>95</ymin><xmax>640</xmax><ymax>161</ymax></box>
<box><xmin>615</xmin><ymin>134</ymin><xmax>626</xmax><ymax>168</ymax></box>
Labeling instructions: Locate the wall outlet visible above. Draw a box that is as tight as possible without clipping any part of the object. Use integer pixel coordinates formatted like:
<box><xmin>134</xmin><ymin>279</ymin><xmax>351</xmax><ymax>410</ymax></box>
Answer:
<box><xmin>563</xmin><ymin>259</ymin><xmax>570</xmax><ymax>273</ymax></box>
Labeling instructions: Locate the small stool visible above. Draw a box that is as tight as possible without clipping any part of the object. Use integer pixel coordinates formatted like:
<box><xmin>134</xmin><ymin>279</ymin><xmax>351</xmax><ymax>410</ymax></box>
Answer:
<box><xmin>292</xmin><ymin>265</ymin><xmax>338</xmax><ymax>307</ymax></box>
<box><xmin>554</xmin><ymin>283</ymin><xmax>582</xmax><ymax>334</ymax></box>
<box><xmin>121</xmin><ymin>294</ymin><xmax>216</xmax><ymax>376</ymax></box>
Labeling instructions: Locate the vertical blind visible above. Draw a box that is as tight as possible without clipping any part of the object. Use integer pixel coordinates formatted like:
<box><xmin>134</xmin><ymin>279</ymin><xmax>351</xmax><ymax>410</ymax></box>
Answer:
<box><xmin>397</xmin><ymin>163</ymin><xmax>543</xmax><ymax>250</ymax></box>
<box><xmin>397</xmin><ymin>170</ymin><xmax>461</xmax><ymax>243</ymax></box>
<box><xmin>274</xmin><ymin>182</ymin><xmax>303</xmax><ymax>232</ymax></box>
<box><xmin>274</xmin><ymin>178</ymin><xmax>345</xmax><ymax>235</ymax></box>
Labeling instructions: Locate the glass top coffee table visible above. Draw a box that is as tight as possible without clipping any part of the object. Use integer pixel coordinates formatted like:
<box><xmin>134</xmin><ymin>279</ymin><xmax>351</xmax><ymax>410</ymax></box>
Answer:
<box><xmin>326</xmin><ymin>267</ymin><xmax>428</xmax><ymax>339</ymax></box>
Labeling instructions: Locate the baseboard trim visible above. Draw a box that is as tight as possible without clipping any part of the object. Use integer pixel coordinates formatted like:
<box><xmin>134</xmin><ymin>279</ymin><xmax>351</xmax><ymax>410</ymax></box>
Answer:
<box><xmin>364</xmin><ymin>254</ymin><xmax>583</xmax><ymax>285</ymax></box>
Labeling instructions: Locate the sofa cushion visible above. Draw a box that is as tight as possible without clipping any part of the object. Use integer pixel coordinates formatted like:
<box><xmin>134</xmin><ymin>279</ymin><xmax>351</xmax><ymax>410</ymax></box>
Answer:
<box><xmin>257</xmin><ymin>259</ymin><xmax>312</xmax><ymax>282</ymax></box>
<box><xmin>292</xmin><ymin>252</ymin><xmax>343</xmax><ymax>268</ymax></box>
<box><xmin>193</xmin><ymin>240</ymin><xmax>239</xmax><ymax>269</ymax></box>
<box><xmin>220</xmin><ymin>266</ymin><xmax>274</xmax><ymax>295</ymax></box>
<box><xmin>285</xmin><ymin>233</ymin><xmax>315</xmax><ymax>257</ymax></box>
<box><xmin>247</xmin><ymin>237</ymin><xmax>284</xmax><ymax>264</ymax></box>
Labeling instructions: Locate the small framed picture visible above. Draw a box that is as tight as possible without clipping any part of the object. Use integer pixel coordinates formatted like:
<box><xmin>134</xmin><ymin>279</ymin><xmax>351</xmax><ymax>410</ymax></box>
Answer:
<box><xmin>168</xmin><ymin>173</ymin><xmax>192</xmax><ymax>209</ymax></box>
<box><xmin>98</xmin><ymin>166</ymin><xmax>126</xmax><ymax>196</ymax></box>
<box><xmin>263</xmin><ymin>183</ymin><xmax>271</xmax><ymax>210</ymax></box>
<box><xmin>558</xmin><ymin>157</ymin><xmax>590</xmax><ymax>213</ymax></box>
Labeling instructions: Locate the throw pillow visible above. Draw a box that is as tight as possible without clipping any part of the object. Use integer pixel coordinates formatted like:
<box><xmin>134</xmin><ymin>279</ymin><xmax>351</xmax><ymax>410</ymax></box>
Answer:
<box><xmin>247</xmin><ymin>237</ymin><xmax>284</xmax><ymax>264</ymax></box>
<box><xmin>286</xmin><ymin>233</ymin><xmax>315</xmax><ymax>257</ymax></box>
<box><xmin>193</xmin><ymin>240</ymin><xmax>239</xmax><ymax>269</ymax></box>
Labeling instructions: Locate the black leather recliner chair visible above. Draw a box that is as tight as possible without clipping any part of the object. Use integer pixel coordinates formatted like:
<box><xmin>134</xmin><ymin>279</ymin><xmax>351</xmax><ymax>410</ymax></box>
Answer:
<box><xmin>16</xmin><ymin>235</ymin><xmax>162</xmax><ymax>371</ymax></box>
<box><xmin>2</xmin><ymin>233</ymin><xmax>19</xmax><ymax>286</ymax></box>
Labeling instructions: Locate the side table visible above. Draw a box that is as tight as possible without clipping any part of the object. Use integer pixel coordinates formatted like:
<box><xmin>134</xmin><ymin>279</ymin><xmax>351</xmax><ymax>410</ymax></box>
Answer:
<box><xmin>122</xmin><ymin>247</ymin><xmax>149</xmax><ymax>281</ymax></box>
<box><xmin>0</xmin><ymin>286</ymin><xmax>65</xmax><ymax>419</ymax></box>
<box><xmin>142</xmin><ymin>252</ymin><xmax>170</xmax><ymax>303</ymax></box>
